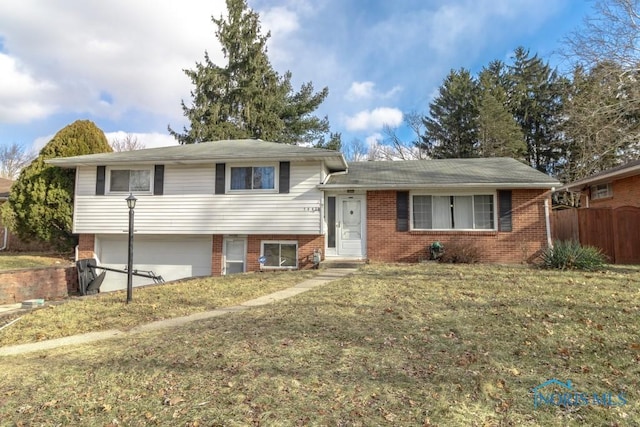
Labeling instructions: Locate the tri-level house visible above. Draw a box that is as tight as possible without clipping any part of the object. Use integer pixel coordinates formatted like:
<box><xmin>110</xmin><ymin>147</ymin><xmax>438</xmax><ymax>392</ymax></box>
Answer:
<box><xmin>48</xmin><ymin>139</ymin><xmax>560</xmax><ymax>291</ymax></box>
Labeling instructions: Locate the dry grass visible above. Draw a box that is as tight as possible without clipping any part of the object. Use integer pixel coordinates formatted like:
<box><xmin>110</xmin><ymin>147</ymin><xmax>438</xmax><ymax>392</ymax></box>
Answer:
<box><xmin>0</xmin><ymin>252</ymin><xmax>71</xmax><ymax>270</ymax></box>
<box><xmin>0</xmin><ymin>270</ymin><xmax>316</xmax><ymax>346</ymax></box>
<box><xmin>1</xmin><ymin>263</ymin><xmax>639</xmax><ymax>426</ymax></box>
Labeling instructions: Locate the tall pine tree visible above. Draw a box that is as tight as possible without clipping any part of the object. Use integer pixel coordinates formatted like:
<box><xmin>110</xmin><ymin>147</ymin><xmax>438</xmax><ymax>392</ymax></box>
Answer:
<box><xmin>477</xmin><ymin>62</ymin><xmax>526</xmax><ymax>159</ymax></box>
<box><xmin>507</xmin><ymin>47</ymin><xmax>565</xmax><ymax>173</ymax></box>
<box><xmin>420</xmin><ymin>68</ymin><xmax>480</xmax><ymax>158</ymax></box>
<box><xmin>169</xmin><ymin>0</ymin><xmax>336</xmax><ymax>147</ymax></box>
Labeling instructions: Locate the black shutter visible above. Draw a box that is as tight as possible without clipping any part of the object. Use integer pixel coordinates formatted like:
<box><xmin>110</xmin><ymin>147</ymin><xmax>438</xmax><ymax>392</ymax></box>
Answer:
<box><xmin>397</xmin><ymin>191</ymin><xmax>409</xmax><ymax>231</ymax></box>
<box><xmin>279</xmin><ymin>161</ymin><xmax>290</xmax><ymax>194</ymax></box>
<box><xmin>215</xmin><ymin>163</ymin><xmax>225</xmax><ymax>194</ymax></box>
<box><xmin>154</xmin><ymin>165</ymin><xmax>164</xmax><ymax>195</ymax></box>
<box><xmin>498</xmin><ymin>190</ymin><xmax>512</xmax><ymax>232</ymax></box>
<box><xmin>96</xmin><ymin>166</ymin><xmax>106</xmax><ymax>195</ymax></box>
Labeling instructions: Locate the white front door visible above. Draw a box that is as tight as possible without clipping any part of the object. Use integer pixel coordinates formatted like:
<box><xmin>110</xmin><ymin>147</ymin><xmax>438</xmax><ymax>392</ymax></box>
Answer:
<box><xmin>337</xmin><ymin>195</ymin><xmax>365</xmax><ymax>257</ymax></box>
<box><xmin>223</xmin><ymin>237</ymin><xmax>246</xmax><ymax>275</ymax></box>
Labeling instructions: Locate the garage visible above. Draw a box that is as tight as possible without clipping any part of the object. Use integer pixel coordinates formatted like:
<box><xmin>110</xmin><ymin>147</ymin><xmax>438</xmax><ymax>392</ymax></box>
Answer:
<box><xmin>94</xmin><ymin>235</ymin><xmax>213</xmax><ymax>292</ymax></box>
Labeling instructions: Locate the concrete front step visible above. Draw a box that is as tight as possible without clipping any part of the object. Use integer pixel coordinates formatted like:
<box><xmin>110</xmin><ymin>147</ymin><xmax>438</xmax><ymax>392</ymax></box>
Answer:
<box><xmin>320</xmin><ymin>259</ymin><xmax>367</xmax><ymax>269</ymax></box>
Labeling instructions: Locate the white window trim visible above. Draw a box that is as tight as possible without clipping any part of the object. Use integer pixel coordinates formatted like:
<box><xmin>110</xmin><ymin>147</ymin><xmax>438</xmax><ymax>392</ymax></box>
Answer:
<box><xmin>106</xmin><ymin>166</ymin><xmax>154</xmax><ymax>195</ymax></box>
<box><xmin>260</xmin><ymin>240</ymin><xmax>298</xmax><ymax>269</ymax></box>
<box><xmin>410</xmin><ymin>192</ymin><xmax>497</xmax><ymax>231</ymax></box>
<box><xmin>226</xmin><ymin>163</ymin><xmax>278</xmax><ymax>193</ymax></box>
<box><xmin>591</xmin><ymin>183</ymin><xmax>612</xmax><ymax>200</ymax></box>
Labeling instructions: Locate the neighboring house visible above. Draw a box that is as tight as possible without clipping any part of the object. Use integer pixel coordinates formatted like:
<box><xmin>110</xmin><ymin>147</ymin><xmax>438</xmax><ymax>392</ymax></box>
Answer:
<box><xmin>47</xmin><ymin>140</ymin><xmax>560</xmax><ymax>291</ymax></box>
<box><xmin>556</xmin><ymin>159</ymin><xmax>640</xmax><ymax>209</ymax></box>
<box><xmin>0</xmin><ymin>177</ymin><xmax>12</xmax><ymax>202</ymax></box>
<box><xmin>553</xmin><ymin>160</ymin><xmax>640</xmax><ymax>264</ymax></box>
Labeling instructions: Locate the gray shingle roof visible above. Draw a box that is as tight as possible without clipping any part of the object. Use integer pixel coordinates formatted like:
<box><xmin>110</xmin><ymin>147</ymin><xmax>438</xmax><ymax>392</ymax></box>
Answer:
<box><xmin>46</xmin><ymin>139</ymin><xmax>348</xmax><ymax>172</ymax></box>
<box><xmin>323</xmin><ymin>158</ymin><xmax>560</xmax><ymax>188</ymax></box>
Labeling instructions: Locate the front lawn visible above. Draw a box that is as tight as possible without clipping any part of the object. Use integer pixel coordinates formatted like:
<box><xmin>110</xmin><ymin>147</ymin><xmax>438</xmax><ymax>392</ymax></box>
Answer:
<box><xmin>0</xmin><ymin>270</ymin><xmax>317</xmax><ymax>346</ymax></box>
<box><xmin>0</xmin><ymin>252</ymin><xmax>71</xmax><ymax>270</ymax></box>
<box><xmin>1</xmin><ymin>263</ymin><xmax>639</xmax><ymax>426</ymax></box>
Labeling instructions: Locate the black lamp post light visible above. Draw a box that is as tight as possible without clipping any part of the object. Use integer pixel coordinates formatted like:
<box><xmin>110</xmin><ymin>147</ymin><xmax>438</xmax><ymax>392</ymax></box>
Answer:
<box><xmin>126</xmin><ymin>193</ymin><xmax>137</xmax><ymax>304</ymax></box>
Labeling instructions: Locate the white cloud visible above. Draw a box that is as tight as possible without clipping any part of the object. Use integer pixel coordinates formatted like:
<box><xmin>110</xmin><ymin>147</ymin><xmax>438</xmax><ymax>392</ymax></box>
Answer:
<box><xmin>261</xmin><ymin>6</ymin><xmax>300</xmax><ymax>37</ymax></box>
<box><xmin>345</xmin><ymin>81</ymin><xmax>402</xmax><ymax>101</ymax></box>
<box><xmin>345</xmin><ymin>108</ymin><xmax>403</xmax><ymax>131</ymax></box>
<box><xmin>0</xmin><ymin>0</ymin><xmax>225</xmax><ymax>124</ymax></box>
<box><xmin>0</xmin><ymin>53</ymin><xmax>58</xmax><ymax>123</ymax></box>
<box><xmin>346</xmin><ymin>81</ymin><xmax>375</xmax><ymax>100</ymax></box>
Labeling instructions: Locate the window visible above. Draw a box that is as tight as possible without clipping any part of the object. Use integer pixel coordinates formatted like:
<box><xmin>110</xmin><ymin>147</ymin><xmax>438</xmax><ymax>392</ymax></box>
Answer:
<box><xmin>109</xmin><ymin>169</ymin><xmax>151</xmax><ymax>193</ymax></box>
<box><xmin>412</xmin><ymin>194</ymin><xmax>495</xmax><ymax>230</ymax></box>
<box><xmin>261</xmin><ymin>241</ymin><xmax>298</xmax><ymax>268</ymax></box>
<box><xmin>230</xmin><ymin>166</ymin><xmax>275</xmax><ymax>190</ymax></box>
<box><xmin>591</xmin><ymin>183</ymin><xmax>612</xmax><ymax>200</ymax></box>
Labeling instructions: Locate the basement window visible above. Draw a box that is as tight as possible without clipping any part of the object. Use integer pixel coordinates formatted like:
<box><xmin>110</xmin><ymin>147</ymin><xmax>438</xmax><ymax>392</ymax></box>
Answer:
<box><xmin>261</xmin><ymin>241</ymin><xmax>298</xmax><ymax>269</ymax></box>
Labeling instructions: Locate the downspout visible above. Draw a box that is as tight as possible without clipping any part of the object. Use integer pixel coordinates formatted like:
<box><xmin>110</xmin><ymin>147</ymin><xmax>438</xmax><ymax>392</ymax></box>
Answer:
<box><xmin>0</xmin><ymin>227</ymin><xmax>7</xmax><ymax>251</ymax></box>
<box><xmin>544</xmin><ymin>194</ymin><xmax>553</xmax><ymax>248</ymax></box>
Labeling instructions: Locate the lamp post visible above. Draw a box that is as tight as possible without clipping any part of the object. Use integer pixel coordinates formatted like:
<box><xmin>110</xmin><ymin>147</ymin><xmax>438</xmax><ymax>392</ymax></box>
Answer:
<box><xmin>126</xmin><ymin>193</ymin><xmax>137</xmax><ymax>304</ymax></box>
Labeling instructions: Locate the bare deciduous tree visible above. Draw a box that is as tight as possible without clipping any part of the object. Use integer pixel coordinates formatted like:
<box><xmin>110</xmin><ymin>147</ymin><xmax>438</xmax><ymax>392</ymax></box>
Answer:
<box><xmin>0</xmin><ymin>143</ymin><xmax>35</xmax><ymax>179</ymax></box>
<box><xmin>560</xmin><ymin>1</ymin><xmax>640</xmax><ymax>179</ymax></box>
<box><xmin>342</xmin><ymin>138</ymin><xmax>370</xmax><ymax>162</ymax></box>
<box><xmin>563</xmin><ymin>0</ymin><xmax>640</xmax><ymax>70</ymax></box>
<box><xmin>110</xmin><ymin>134</ymin><xmax>146</xmax><ymax>152</ymax></box>
<box><xmin>381</xmin><ymin>112</ymin><xmax>427</xmax><ymax>160</ymax></box>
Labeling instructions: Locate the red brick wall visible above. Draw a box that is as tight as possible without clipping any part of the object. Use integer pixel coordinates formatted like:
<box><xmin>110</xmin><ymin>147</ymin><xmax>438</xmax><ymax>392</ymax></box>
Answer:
<box><xmin>77</xmin><ymin>234</ymin><xmax>95</xmax><ymax>259</ymax></box>
<box><xmin>367</xmin><ymin>189</ymin><xmax>550</xmax><ymax>264</ymax></box>
<box><xmin>211</xmin><ymin>234</ymin><xmax>324</xmax><ymax>275</ymax></box>
<box><xmin>211</xmin><ymin>235</ymin><xmax>223</xmax><ymax>276</ymax></box>
<box><xmin>587</xmin><ymin>175</ymin><xmax>640</xmax><ymax>209</ymax></box>
<box><xmin>0</xmin><ymin>266</ymin><xmax>78</xmax><ymax>304</ymax></box>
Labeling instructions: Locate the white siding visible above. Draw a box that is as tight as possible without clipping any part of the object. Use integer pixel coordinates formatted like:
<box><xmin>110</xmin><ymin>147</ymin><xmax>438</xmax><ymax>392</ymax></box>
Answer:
<box><xmin>164</xmin><ymin>166</ymin><xmax>215</xmax><ymax>194</ymax></box>
<box><xmin>74</xmin><ymin>162</ymin><xmax>323</xmax><ymax>234</ymax></box>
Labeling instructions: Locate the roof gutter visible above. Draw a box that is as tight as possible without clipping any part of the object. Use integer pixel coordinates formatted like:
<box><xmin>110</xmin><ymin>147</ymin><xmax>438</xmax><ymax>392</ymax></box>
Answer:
<box><xmin>317</xmin><ymin>182</ymin><xmax>560</xmax><ymax>190</ymax></box>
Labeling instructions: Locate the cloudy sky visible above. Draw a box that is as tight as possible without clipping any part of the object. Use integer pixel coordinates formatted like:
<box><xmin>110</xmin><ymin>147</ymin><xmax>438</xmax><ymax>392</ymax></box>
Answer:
<box><xmin>0</xmin><ymin>0</ymin><xmax>591</xmax><ymax>153</ymax></box>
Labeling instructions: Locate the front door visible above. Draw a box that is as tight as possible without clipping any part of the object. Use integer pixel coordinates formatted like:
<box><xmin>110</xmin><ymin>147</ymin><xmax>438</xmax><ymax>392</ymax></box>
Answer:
<box><xmin>337</xmin><ymin>195</ymin><xmax>365</xmax><ymax>257</ymax></box>
<box><xmin>223</xmin><ymin>237</ymin><xmax>246</xmax><ymax>275</ymax></box>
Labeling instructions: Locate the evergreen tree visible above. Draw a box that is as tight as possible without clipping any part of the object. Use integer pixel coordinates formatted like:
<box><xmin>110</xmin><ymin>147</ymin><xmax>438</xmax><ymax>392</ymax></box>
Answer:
<box><xmin>420</xmin><ymin>68</ymin><xmax>480</xmax><ymax>158</ymax></box>
<box><xmin>477</xmin><ymin>65</ymin><xmax>526</xmax><ymax>159</ymax></box>
<box><xmin>507</xmin><ymin>47</ymin><xmax>565</xmax><ymax>173</ymax></box>
<box><xmin>169</xmin><ymin>0</ymin><xmax>335</xmax><ymax>146</ymax></box>
<box><xmin>1</xmin><ymin>120</ymin><xmax>112</xmax><ymax>250</ymax></box>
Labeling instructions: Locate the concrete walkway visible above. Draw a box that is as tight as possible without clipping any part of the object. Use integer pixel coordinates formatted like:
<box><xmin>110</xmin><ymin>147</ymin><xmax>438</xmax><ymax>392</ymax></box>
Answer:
<box><xmin>0</xmin><ymin>268</ymin><xmax>357</xmax><ymax>357</ymax></box>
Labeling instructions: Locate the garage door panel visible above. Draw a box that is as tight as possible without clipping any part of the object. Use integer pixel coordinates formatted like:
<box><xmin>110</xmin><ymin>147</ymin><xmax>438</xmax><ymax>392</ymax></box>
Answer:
<box><xmin>96</xmin><ymin>235</ymin><xmax>212</xmax><ymax>292</ymax></box>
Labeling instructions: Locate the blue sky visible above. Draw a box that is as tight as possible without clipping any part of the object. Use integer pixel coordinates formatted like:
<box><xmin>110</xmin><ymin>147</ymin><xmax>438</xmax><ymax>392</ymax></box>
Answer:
<box><xmin>0</xmin><ymin>0</ymin><xmax>592</xmax><ymax>153</ymax></box>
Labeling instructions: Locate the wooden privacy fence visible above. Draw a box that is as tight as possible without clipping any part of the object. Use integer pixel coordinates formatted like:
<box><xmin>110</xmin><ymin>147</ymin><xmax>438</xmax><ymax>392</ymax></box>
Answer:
<box><xmin>551</xmin><ymin>206</ymin><xmax>640</xmax><ymax>264</ymax></box>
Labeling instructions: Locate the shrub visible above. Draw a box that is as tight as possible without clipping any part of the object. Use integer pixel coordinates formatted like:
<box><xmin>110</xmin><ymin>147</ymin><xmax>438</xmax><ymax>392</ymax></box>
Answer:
<box><xmin>438</xmin><ymin>241</ymin><xmax>481</xmax><ymax>264</ymax></box>
<box><xmin>539</xmin><ymin>240</ymin><xmax>607</xmax><ymax>271</ymax></box>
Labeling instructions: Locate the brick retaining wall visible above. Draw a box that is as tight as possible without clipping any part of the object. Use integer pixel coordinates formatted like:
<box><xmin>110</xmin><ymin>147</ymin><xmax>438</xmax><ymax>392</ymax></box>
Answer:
<box><xmin>0</xmin><ymin>265</ymin><xmax>78</xmax><ymax>305</ymax></box>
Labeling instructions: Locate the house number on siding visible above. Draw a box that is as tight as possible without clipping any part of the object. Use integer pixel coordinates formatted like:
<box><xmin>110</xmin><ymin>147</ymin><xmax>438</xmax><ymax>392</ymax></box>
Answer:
<box><xmin>303</xmin><ymin>207</ymin><xmax>320</xmax><ymax>212</ymax></box>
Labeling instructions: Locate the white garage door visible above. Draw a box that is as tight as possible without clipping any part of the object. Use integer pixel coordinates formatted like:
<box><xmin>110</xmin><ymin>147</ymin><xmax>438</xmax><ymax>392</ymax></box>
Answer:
<box><xmin>95</xmin><ymin>235</ymin><xmax>213</xmax><ymax>292</ymax></box>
